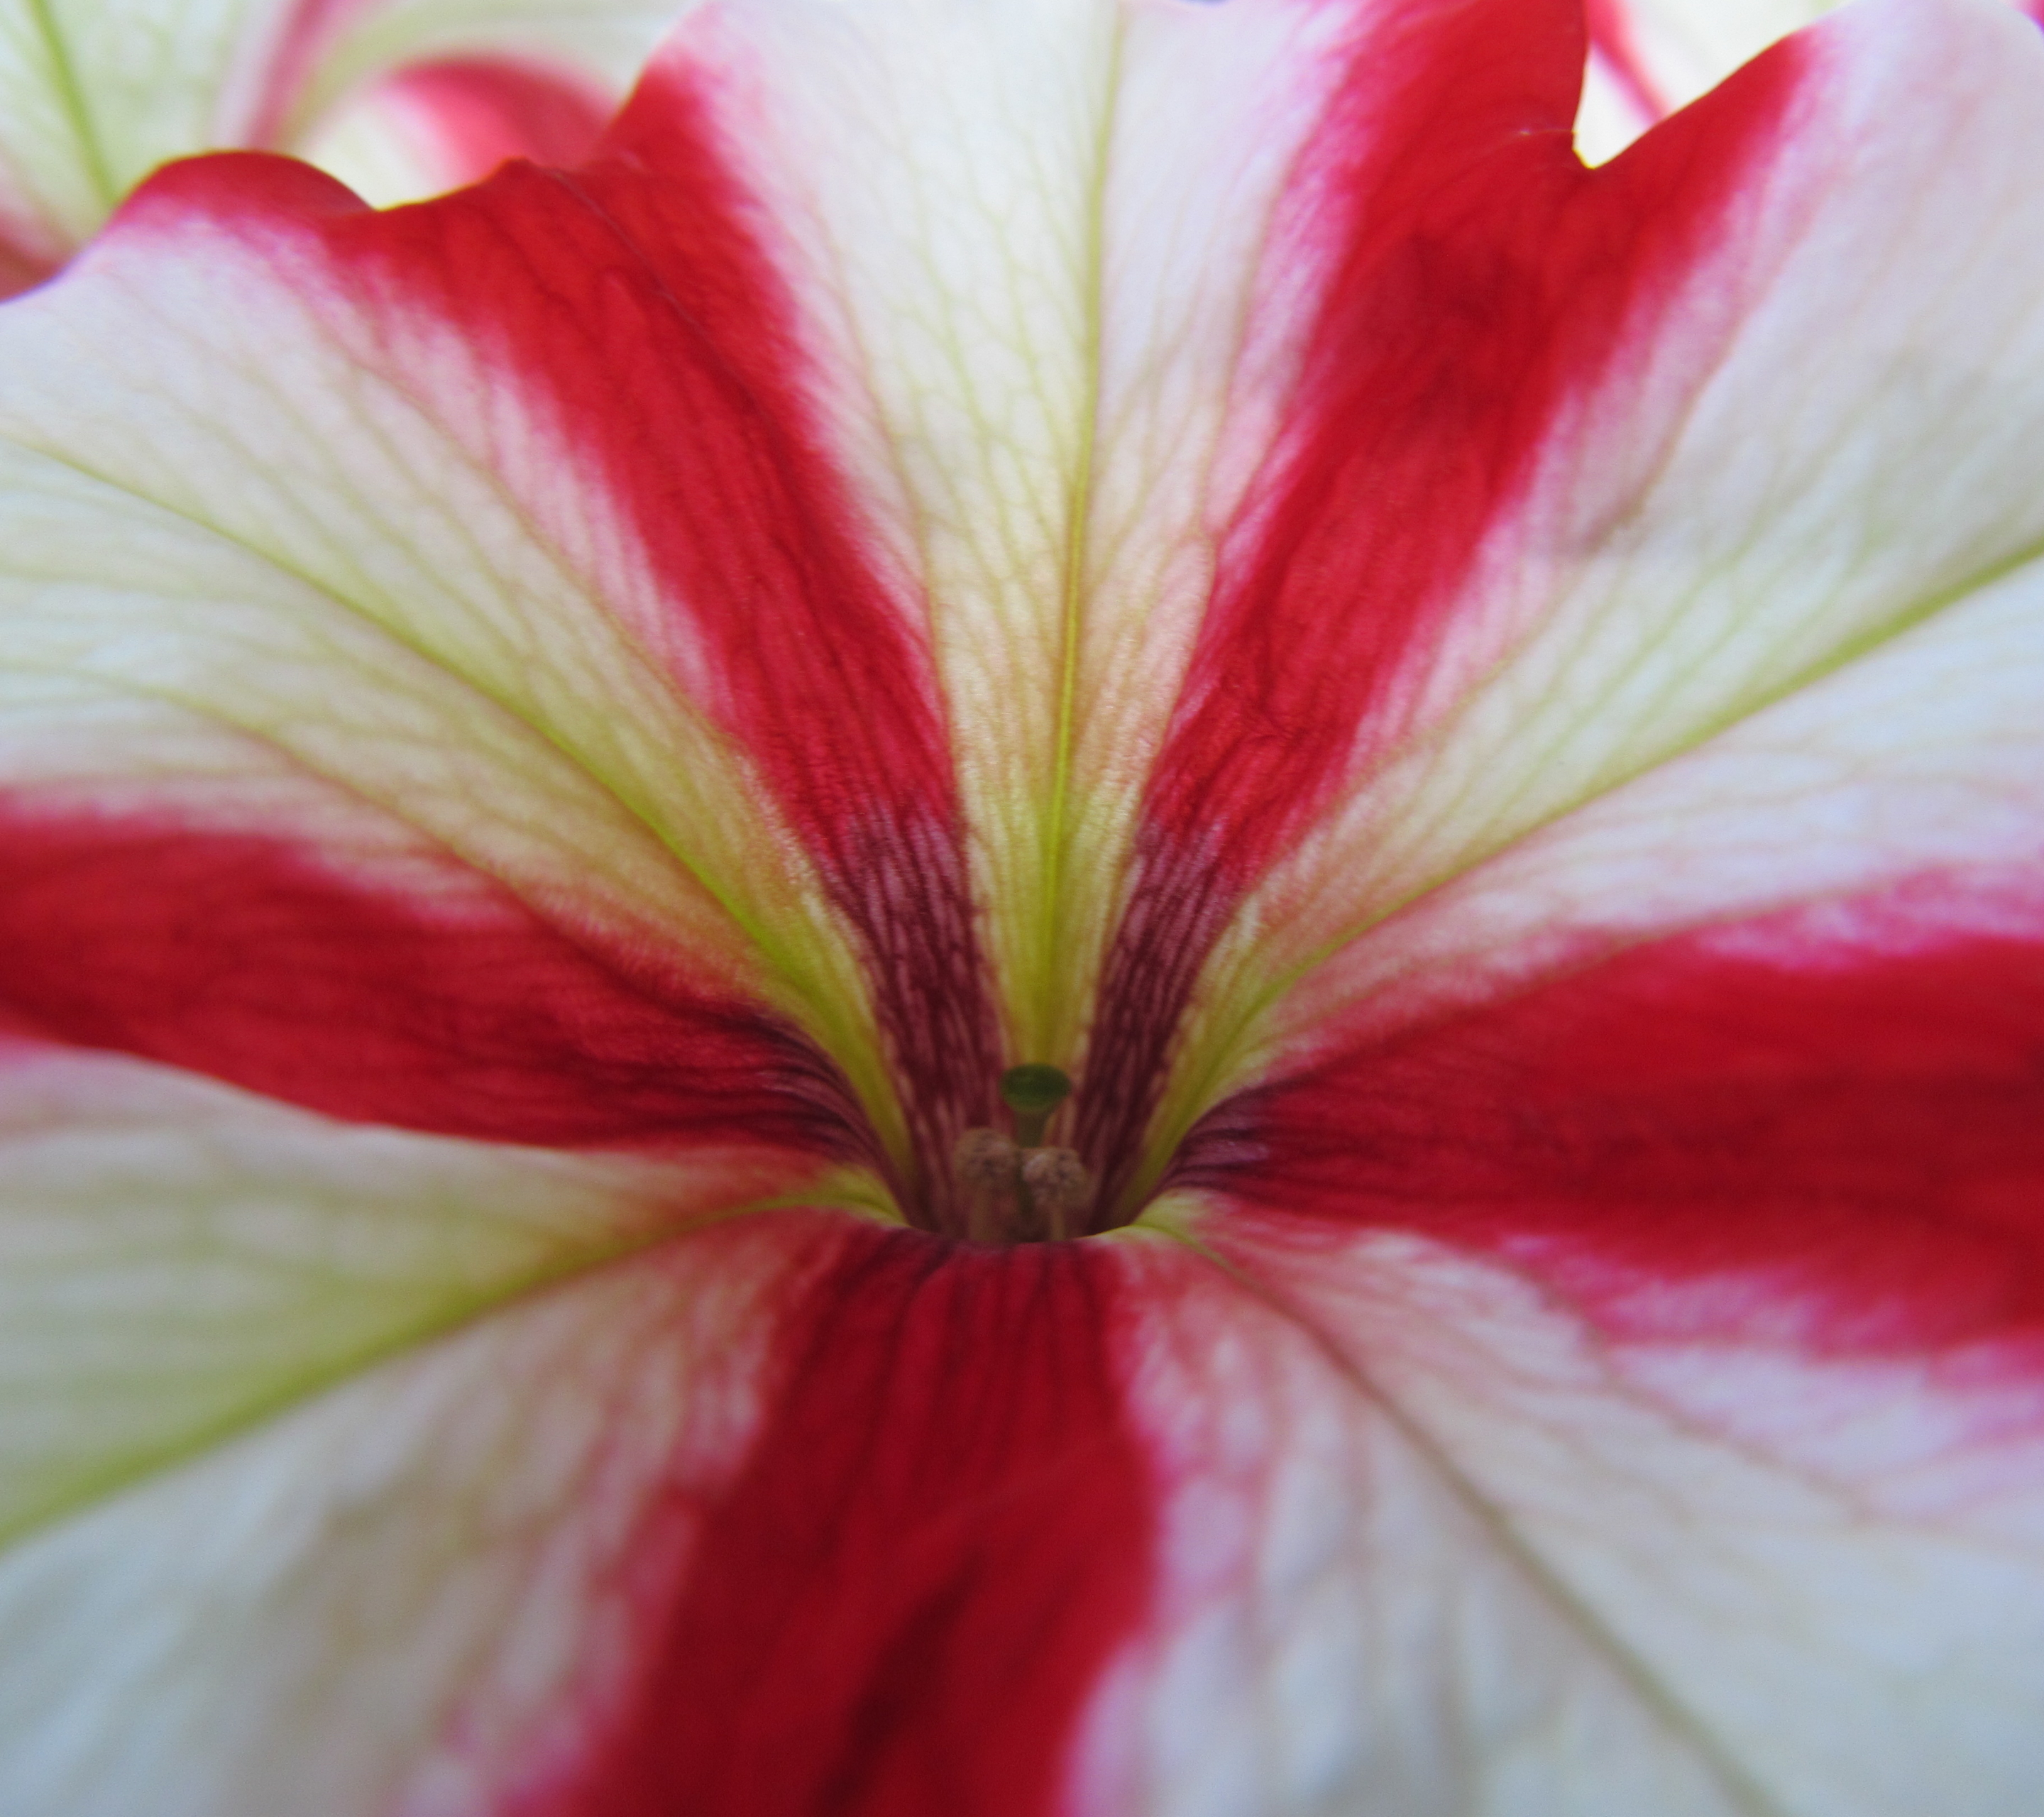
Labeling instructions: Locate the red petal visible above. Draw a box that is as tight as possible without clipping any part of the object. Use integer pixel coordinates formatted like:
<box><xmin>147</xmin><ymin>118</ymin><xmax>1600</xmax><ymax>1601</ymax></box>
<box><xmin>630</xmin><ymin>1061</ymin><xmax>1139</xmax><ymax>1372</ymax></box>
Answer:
<box><xmin>1201</xmin><ymin>883</ymin><xmax>2044</xmax><ymax>1359</ymax></box>
<box><xmin>515</xmin><ymin>1224</ymin><xmax>1158</xmax><ymax>1817</ymax></box>
<box><xmin>0</xmin><ymin>808</ymin><xmax>858</xmax><ymax>1155</ymax></box>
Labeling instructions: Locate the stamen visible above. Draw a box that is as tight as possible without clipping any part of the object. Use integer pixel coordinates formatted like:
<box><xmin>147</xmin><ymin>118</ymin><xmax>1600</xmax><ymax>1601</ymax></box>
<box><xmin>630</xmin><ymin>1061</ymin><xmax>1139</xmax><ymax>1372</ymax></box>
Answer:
<box><xmin>953</xmin><ymin>1127</ymin><xmax>1020</xmax><ymax>1243</ymax></box>
<box><xmin>1021</xmin><ymin>1146</ymin><xmax>1092</xmax><ymax>1241</ymax></box>
<box><xmin>954</xmin><ymin>1126</ymin><xmax>1020</xmax><ymax>1188</ymax></box>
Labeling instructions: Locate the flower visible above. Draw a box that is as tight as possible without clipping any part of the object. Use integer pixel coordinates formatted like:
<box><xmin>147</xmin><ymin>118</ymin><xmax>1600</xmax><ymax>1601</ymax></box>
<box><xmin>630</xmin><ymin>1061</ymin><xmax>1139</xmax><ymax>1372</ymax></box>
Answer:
<box><xmin>0</xmin><ymin>0</ymin><xmax>683</xmax><ymax>295</ymax></box>
<box><xmin>4</xmin><ymin>0</ymin><xmax>2044</xmax><ymax>1810</ymax></box>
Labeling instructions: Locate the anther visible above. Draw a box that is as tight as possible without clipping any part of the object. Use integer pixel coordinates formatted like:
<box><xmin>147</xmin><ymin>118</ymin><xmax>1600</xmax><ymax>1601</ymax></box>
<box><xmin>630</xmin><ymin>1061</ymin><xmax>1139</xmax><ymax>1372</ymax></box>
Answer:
<box><xmin>1021</xmin><ymin>1146</ymin><xmax>1092</xmax><ymax>1240</ymax></box>
<box><xmin>954</xmin><ymin>1126</ymin><xmax>1020</xmax><ymax>1190</ymax></box>
<box><xmin>953</xmin><ymin>1127</ymin><xmax>1019</xmax><ymax>1243</ymax></box>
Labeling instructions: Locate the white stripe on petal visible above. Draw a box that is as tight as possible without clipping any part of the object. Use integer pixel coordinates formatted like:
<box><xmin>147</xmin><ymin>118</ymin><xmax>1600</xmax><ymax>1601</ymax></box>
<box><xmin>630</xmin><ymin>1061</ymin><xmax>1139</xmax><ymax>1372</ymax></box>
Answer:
<box><xmin>1089</xmin><ymin>1216</ymin><xmax>2044</xmax><ymax>1817</ymax></box>
<box><xmin>0</xmin><ymin>1041</ymin><xmax>828</xmax><ymax>1554</ymax></box>
<box><xmin>1077</xmin><ymin>1228</ymin><xmax>1755</xmax><ymax>1816</ymax></box>
<box><xmin>0</xmin><ymin>1190</ymin><xmax>845</xmax><ymax>1817</ymax></box>
<box><xmin>0</xmin><ymin>209</ymin><xmax>881</xmax><ymax>1053</ymax></box>
<box><xmin>1269</xmin><ymin>540</ymin><xmax>2044</xmax><ymax>1058</ymax></box>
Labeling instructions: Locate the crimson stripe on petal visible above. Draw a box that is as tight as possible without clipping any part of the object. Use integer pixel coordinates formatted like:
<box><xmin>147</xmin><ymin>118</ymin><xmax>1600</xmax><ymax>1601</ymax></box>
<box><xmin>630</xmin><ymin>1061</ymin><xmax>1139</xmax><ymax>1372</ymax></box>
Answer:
<box><xmin>517</xmin><ymin>1224</ymin><xmax>1156</xmax><ymax>1817</ymax></box>
<box><xmin>0</xmin><ymin>810</ymin><xmax>859</xmax><ymax>1155</ymax></box>
<box><xmin>1190</xmin><ymin>881</ymin><xmax>2044</xmax><ymax>1359</ymax></box>
<box><xmin>331</xmin><ymin>97</ymin><xmax>1001</xmax><ymax>1214</ymax></box>
<box><xmin>1081</xmin><ymin>1</ymin><xmax>1804</xmax><ymax>1208</ymax></box>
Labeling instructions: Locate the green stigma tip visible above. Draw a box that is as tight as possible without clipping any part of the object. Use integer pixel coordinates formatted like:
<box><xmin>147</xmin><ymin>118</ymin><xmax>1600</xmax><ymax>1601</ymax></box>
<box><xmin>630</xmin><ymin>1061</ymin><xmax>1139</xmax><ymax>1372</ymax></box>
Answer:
<box><xmin>1000</xmin><ymin>1064</ymin><xmax>1072</xmax><ymax>1116</ymax></box>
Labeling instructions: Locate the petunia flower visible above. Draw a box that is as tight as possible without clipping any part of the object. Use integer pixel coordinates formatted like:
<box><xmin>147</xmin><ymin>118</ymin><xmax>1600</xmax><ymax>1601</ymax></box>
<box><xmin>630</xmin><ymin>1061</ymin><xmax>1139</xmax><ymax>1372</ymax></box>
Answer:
<box><xmin>4</xmin><ymin>0</ymin><xmax>2044</xmax><ymax>1809</ymax></box>
<box><xmin>0</xmin><ymin>0</ymin><xmax>683</xmax><ymax>294</ymax></box>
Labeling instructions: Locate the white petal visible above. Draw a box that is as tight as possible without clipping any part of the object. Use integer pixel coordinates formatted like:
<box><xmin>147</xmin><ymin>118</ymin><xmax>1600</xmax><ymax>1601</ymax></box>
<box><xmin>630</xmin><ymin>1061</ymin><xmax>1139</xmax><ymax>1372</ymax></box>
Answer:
<box><xmin>1273</xmin><ymin>538</ymin><xmax>2044</xmax><ymax>1055</ymax></box>
<box><xmin>0</xmin><ymin>194</ymin><xmax>883</xmax><ymax>1063</ymax></box>
<box><xmin>1077</xmin><ymin>1228</ymin><xmax>1752</xmax><ymax>1816</ymax></box>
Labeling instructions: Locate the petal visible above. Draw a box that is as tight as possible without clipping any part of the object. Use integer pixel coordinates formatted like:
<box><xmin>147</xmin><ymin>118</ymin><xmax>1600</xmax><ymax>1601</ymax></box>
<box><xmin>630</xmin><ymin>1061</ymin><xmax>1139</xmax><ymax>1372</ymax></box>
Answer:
<box><xmin>1213</xmin><ymin>889</ymin><xmax>2044</xmax><ymax>1367</ymax></box>
<box><xmin>1082</xmin><ymin>1236</ymin><xmax>1781</xmax><ymax>1815</ymax></box>
<box><xmin>323</xmin><ymin>136</ymin><xmax>1004</xmax><ymax>1190</ymax></box>
<box><xmin>0</xmin><ymin>1037</ymin><xmax>836</xmax><ymax>1552</ymax></box>
<box><xmin>509</xmin><ymin>1228</ymin><xmax>1158</xmax><ymax>1817</ymax></box>
<box><xmin>1573</xmin><ymin>0</ymin><xmax>1666</xmax><ymax>161</ymax></box>
<box><xmin>295</xmin><ymin>55</ymin><xmax>613</xmax><ymax>208</ymax></box>
<box><xmin>0</xmin><ymin>1197</ymin><xmax>855</xmax><ymax>1817</ymax></box>
<box><xmin>1133</xmin><ymin>1204</ymin><xmax>2044</xmax><ymax>1815</ymax></box>
<box><xmin>1573</xmin><ymin>0</ymin><xmax>1831</xmax><ymax>160</ymax></box>
<box><xmin>1187</xmin><ymin>523</ymin><xmax>2044</xmax><ymax>1367</ymax></box>
<box><xmin>0</xmin><ymin>155</ymin><xmax>908</xmax><ymax>1162</ymax></box>
<box><xmin>282</xmin><ymin>0</ymin><xmax>681</xmax><ymax>132</ymax></box>
<box><xmin>1254</xmin><ymin>529</ymin><xmax>2044</xmax><ymax>1063</ymax></box>
<box><xmin>1103</xmin><ymin>0</ymin><xmax>2044</xmax><ymax>1198</ymax></box>
<box><xmin>1578</xmin><ymin>1</ymin><xmax>2044</xmax><ymax>163</ymax></box>
<box><xmin>615</xmin><ymin>0</ymin><xmax>1596</xmax><ymax>1072</ymax></box>
<box><xmin>1130</xmin><ymin>505</ymin><xmax>2044</xmax><ymax>1812</ymax></box>
<box><xmin>1</xmin><ymin>1214</ymin><xmax>1160</xmax><ymax>1817</ymax></box>
<box><xmin>600</xmin><ymin>0</ymin><xmax>1128</xmax><ymax>1065</ymax></box>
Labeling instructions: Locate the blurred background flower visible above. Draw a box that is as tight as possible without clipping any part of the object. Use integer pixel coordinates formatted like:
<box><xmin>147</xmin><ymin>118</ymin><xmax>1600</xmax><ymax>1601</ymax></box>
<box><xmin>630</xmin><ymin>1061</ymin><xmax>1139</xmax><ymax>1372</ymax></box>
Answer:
<box><xmin>1581</xmin><ymin>0</ymin><xmax>2044</xmax><ymax>156</ymax></box>
<box><xmin>0</xmin><ymin>0</ymin><xmax>688</xmax><ymax>293</ymax></box>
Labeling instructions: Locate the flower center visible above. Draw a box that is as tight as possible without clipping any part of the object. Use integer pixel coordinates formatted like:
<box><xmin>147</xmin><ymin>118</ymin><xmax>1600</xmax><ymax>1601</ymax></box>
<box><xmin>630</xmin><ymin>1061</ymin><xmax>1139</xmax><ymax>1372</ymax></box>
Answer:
<box><xmin>950</xmin><ymin>1065</ymin><xmax>1095</xmax><ymax>1246</ymax></box>
<box><xmin>814</xmin><ymin>803</ymin><xmax>1238</xmax><ymax>1245</ymax></box>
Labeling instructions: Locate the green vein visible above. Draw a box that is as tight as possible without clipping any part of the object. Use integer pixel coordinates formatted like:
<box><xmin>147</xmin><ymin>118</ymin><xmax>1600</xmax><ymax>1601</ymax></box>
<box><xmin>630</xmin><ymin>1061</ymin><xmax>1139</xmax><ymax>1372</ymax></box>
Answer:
<box><xmin>23</xmin><ymin>0</ymin><xmax>115</xmax><ymax>209</ymax></box>
<box><xmin>1031</xmin><ymin>23</ymin><xmax>1122</xmax><ymax>1060</ymax></box>
<box><xmin>0</xmin><ymin>1181</ymin><xmax>901</xmax><ymax>1557</ymax></box>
